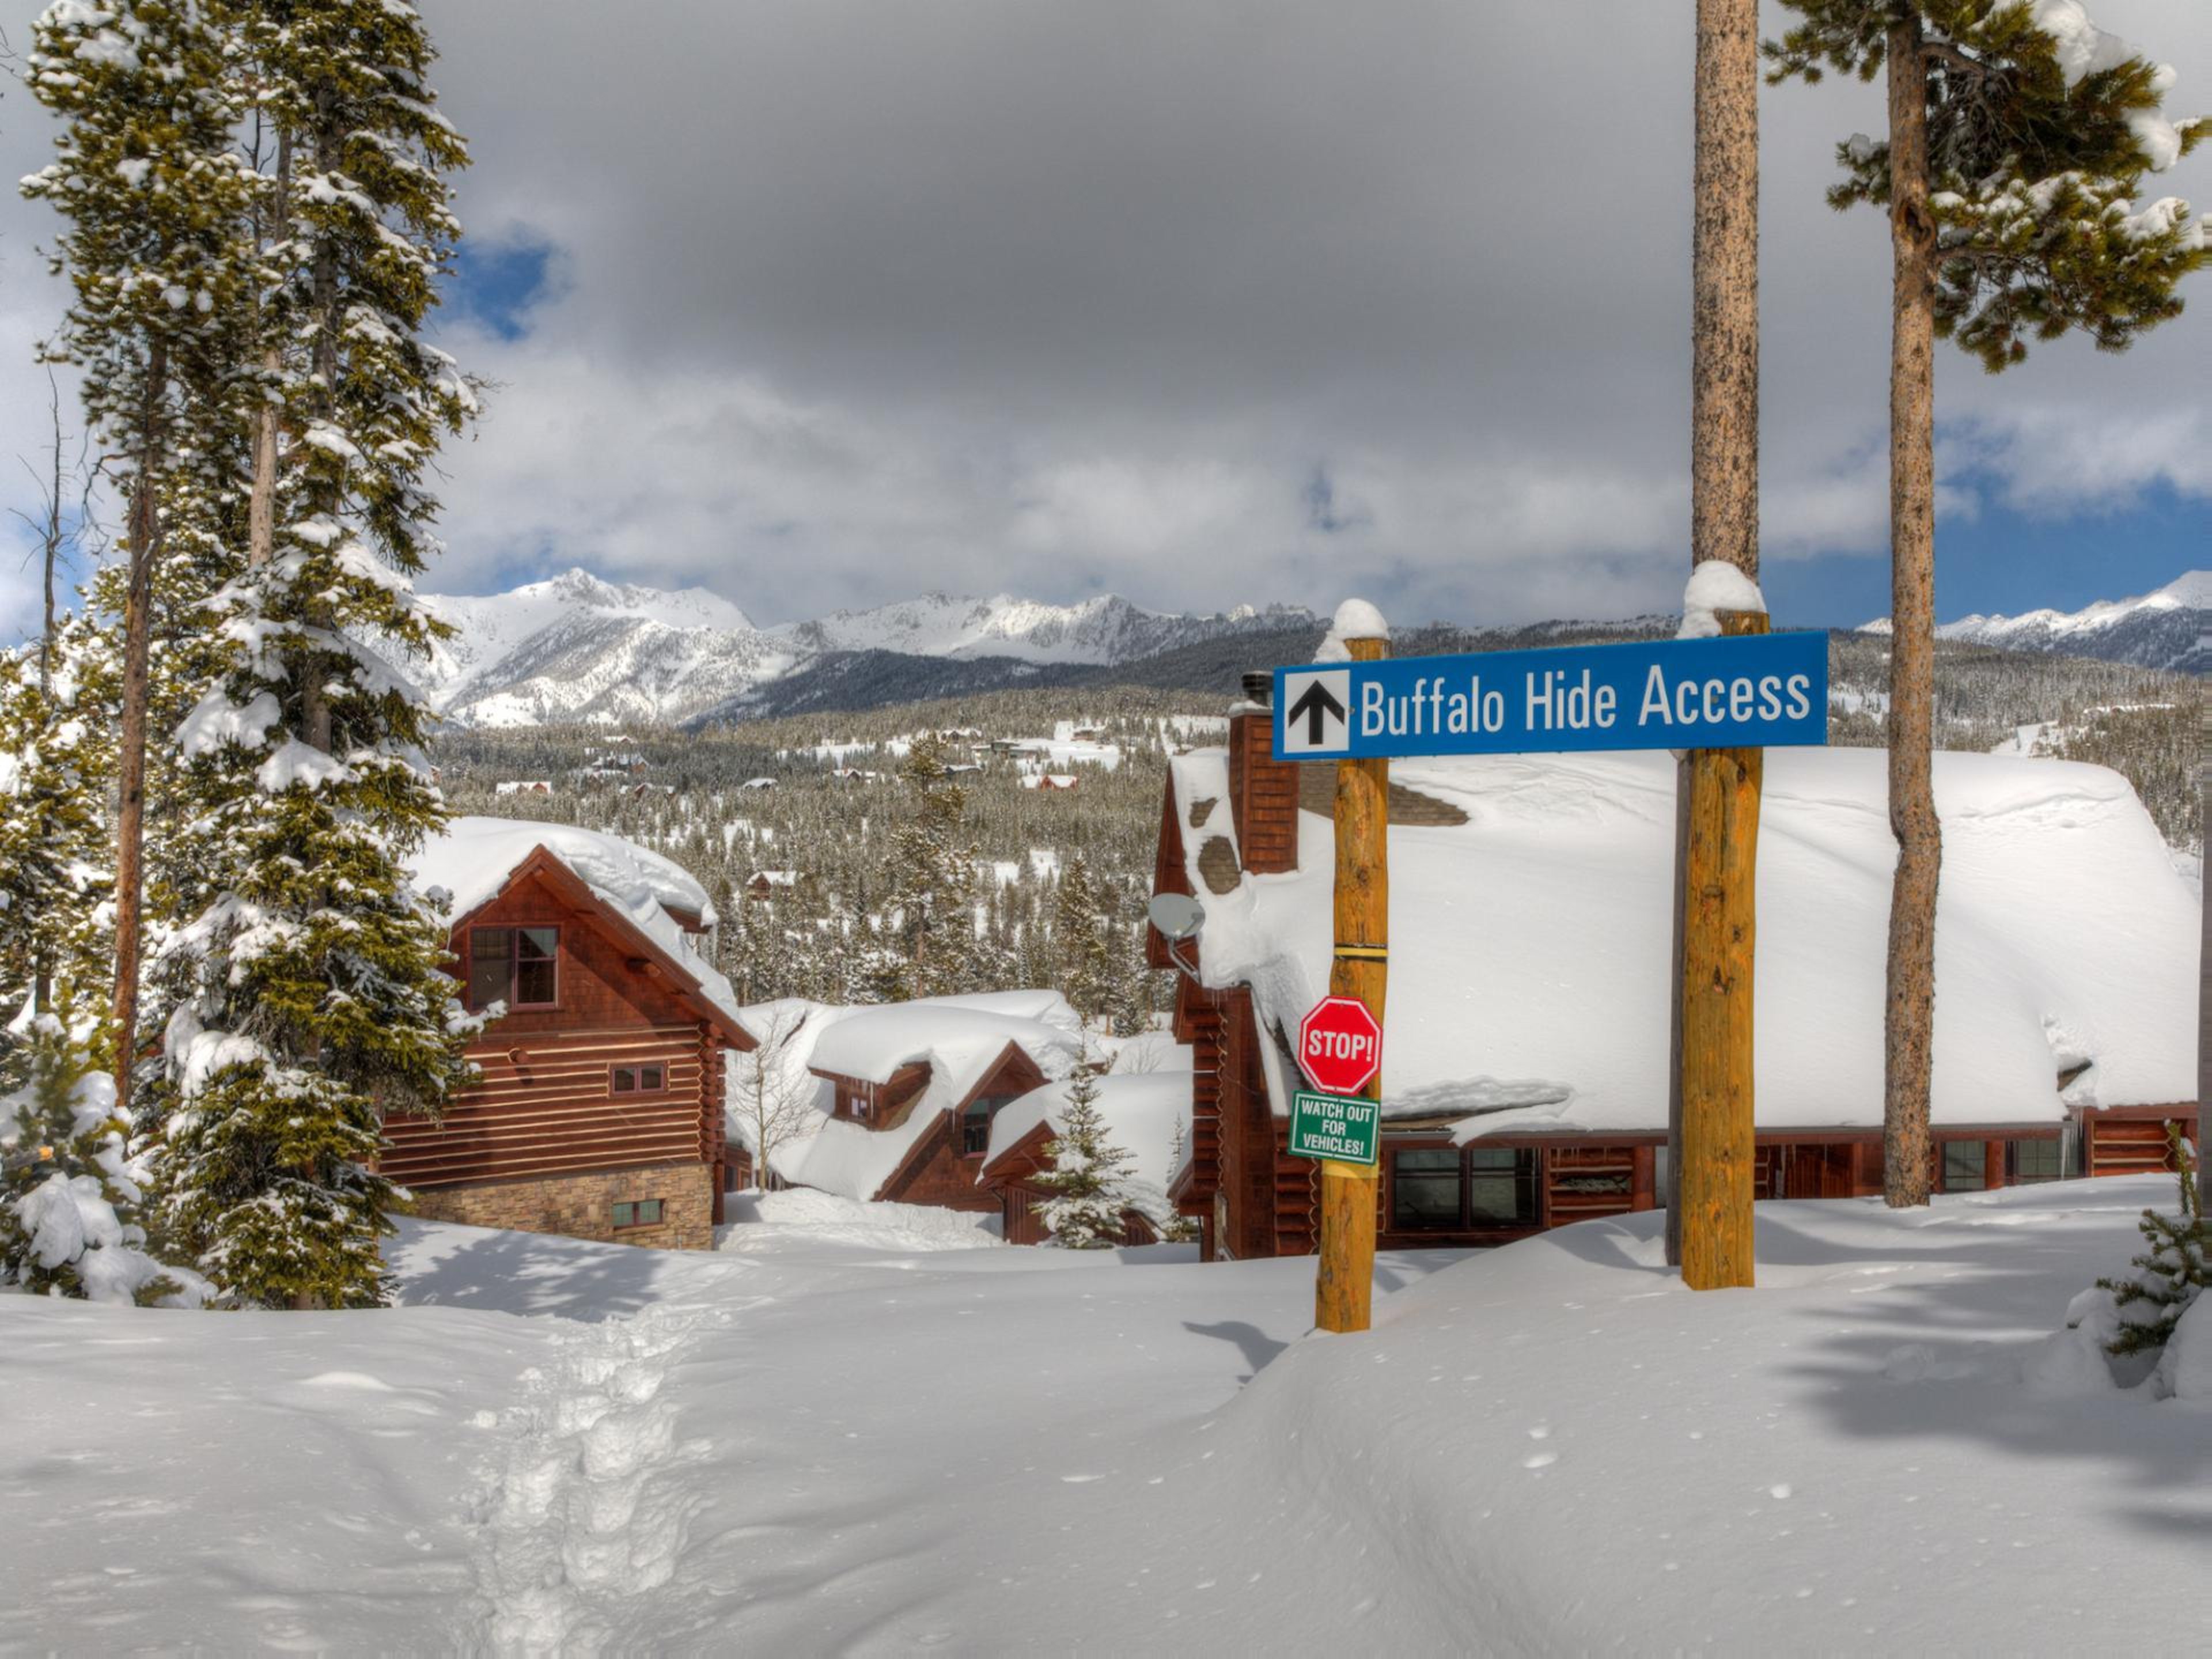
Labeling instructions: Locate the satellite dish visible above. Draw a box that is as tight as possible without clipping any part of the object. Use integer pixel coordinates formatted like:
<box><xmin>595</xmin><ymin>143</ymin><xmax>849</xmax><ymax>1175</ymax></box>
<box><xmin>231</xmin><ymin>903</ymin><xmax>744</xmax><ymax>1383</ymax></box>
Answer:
<box><xmin>1147</xmin><ymin>892</ymin><xmax>1207</xmax><ymax>943</ymax></box>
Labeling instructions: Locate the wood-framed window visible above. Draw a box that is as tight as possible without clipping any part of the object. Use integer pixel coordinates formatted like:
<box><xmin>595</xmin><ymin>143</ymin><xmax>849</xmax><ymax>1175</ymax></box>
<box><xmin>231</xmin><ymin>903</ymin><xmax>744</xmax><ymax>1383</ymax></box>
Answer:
<box><xmin>2008</xmin><ymin>1137</ymin><xmax>2063</xmax><ymax>1184</ymax></box>
<box><xmin>1940</xmin><ymin>1141</ymin><xmax>1988</xmax><ymax>1192</ymax></box>
<box><xmin>612</xmin><ymin>1199</ymin><xmax>664</xmax><ymax>1229</ymax></box>
<box><xmin>1389</xmin><ymin>1144</ymin><xmax>1539</xmax><ymax>1231</ymax></box>
<box><xmin>467</xmin><ymin>926</ymin><xmax>559</xmax><ymax>1010</ymax></box>
<box><xmin>960</xmin><ymin>1093</ymin><xmax>1021</xmax><ymax>1156</ymax></box>
<box><xmin>611</xmin><ymin>1062</ymin><xmax>666</xmax><ymax>1096</ymax></box>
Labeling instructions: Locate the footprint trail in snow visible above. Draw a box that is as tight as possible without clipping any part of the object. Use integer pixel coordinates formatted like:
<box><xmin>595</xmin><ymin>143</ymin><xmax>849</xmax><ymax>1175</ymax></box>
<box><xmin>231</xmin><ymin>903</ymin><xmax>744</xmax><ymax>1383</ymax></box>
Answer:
<box><xmin>469</xmin><ymin>1297</ymin><xmax>750</xmax><ymax>1654</ymax></box>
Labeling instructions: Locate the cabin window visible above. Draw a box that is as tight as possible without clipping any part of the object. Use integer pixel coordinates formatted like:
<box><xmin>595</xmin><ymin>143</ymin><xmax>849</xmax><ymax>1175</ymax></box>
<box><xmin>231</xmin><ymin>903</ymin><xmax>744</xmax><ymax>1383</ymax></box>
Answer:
<box><xmin>2008</xmin><ymin>1138</ymin><xmax>2062</xmax><ymax>1184</ymax></box>
<box><xmin>1391</xmin><ymin>1149</ymin><xmax>1463</xmax><ymax>1230</ymax></box>
<box><xmin>961</xmin><ymin>1094</ymin><xmax>1021</xmax><ymax>1156</ymax></box>
<box><xmin>1941</xmin><ymin>1141</ymin><xmax>1988</xmax><ymax>1192</ymax></box>
<box><xmin>611</xmin><ymin>1199</ymin><xmax>664</xmax><ymax>1229</ymax></box>
<box><xmin>467</xmin><ymin>926</ymin><xmax>559</xmax><ymax>1010</ymax></box>
<box><xmin>1391</xmin><ymin>1145</ymin><xmax>1540</xmax><ymax>1231</ymax></box>
<box><xmin>611</xmin><ymin>1063</ymin><xmax>666</xmax><ymax>1096</ymax></box>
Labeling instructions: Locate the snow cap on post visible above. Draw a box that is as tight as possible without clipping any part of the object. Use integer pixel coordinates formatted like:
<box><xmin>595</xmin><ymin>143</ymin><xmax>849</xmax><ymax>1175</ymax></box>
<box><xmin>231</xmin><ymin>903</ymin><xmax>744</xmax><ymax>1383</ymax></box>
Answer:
<box><xmin>1317</xmin><ymin>597</ymin><xmax>1389</xmax><ymax>661</ymax></box>
<box><xmin>1677</xmin><ymin>560</ymin><xmax>1767</xmax><ymax>641</ymax></box>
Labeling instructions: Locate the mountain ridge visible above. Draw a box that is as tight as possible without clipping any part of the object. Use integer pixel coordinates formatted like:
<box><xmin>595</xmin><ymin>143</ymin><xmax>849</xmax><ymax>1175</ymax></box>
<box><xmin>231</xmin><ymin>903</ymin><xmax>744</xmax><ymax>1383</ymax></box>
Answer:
<box><xmin>413</xmin><ymin>565</ymin><xmax>2206</xmax><ymax>728</ymax></box>
<box><xmin>1859</xmin><ymin>570</ymin><xmax>2207</xmax><ymax>674</ymax></box>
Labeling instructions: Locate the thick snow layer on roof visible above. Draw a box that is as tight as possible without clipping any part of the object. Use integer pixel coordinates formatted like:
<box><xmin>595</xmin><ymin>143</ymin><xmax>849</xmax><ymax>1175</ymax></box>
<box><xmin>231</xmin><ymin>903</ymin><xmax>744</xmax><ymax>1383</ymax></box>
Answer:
<box><xmin>753</xmin><ymin>992</ymin><xmax>1084</xmax><ymax>1201</ymax></box>
<box><xmin>406</xmin><ymin>816</ymin><xmax>748</xmax><ymax>1033</ymax></box>
<box><xmin>1179</xmin><ymin>747</ymin><xmax>2195</xmax><ymax>1136</ymax></box>
<box><xmin>806</xmin><ymin>997</ymin><xmax>1081</xmax><ymax>1089</ymax></box>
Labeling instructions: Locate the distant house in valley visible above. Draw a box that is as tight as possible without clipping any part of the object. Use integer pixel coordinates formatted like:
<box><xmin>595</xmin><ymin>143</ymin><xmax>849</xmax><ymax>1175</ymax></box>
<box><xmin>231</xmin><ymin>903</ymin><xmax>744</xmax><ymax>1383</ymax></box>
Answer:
<box><xmin>494</xmin><ymin>779</ymin><xmax>552</xmax><ymax>796</ymax></box>
<box><xmin>740</xmin><ymin>777</ymin><xmax>777</xmax><ymax>791</ymax></box>
<box><xmin>1153</xmin><ymin>691</ymin><xmax>2200</xmax><ymax>1262</ymax></box>
<box><xmin>1021</xmin><ymin>772</ymin><xmax>1080</xmax><ymax>792</ymax></box>
<box><xmin>744</xmin><ymin>869</ymin><xmax>804</xmax><ymax>902</ymax></box>
<box><xmin>756</xmin><ymin>993</ymin><xmax>1083</xmax><ymax>1215</ymax></box>
<box><xmin>390</xmin><ymin>818</ymin><xmax>757</xmax><ymax>1251</ymax></box>
<box><xmin>979</xmin><ymin>1059</ymin><xmax>1190</xmax><ymax>1246</ymax></box>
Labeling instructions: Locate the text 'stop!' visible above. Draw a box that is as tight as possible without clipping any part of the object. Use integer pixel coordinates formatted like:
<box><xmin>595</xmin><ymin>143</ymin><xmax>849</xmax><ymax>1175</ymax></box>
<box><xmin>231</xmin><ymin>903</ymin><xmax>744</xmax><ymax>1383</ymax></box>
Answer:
<box><xmin>1273</xmin><ymin>632</ymin><xmax>1830</xmax><ymax>761</ymax></box>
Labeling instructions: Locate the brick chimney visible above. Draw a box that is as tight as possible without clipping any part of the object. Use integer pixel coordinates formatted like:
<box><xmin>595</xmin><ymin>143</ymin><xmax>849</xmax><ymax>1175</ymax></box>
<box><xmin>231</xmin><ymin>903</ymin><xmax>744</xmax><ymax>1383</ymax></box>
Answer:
<box><xmin>1229</xmin><ymin>671</ymin><xmax>1300</xmax><ymax>875</ymax></box>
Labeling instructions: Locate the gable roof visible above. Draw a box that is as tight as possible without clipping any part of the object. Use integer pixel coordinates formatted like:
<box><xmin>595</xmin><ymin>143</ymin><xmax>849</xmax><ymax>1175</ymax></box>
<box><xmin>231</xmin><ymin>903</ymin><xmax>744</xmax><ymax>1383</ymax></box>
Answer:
<box><xmin>407</xmin><ymin>816</ymin><xmax>755</xmax><ymax>1049</ymax></box>
<box><xmin>1169</xmin><ymin>746</ymin><xmax>2196</xmax><ymax>1139</ymax></box>
<box><xmin>756</xmin><ymin>992</ymin><xmax>1083</xmax><ymax>1201</ymax></box>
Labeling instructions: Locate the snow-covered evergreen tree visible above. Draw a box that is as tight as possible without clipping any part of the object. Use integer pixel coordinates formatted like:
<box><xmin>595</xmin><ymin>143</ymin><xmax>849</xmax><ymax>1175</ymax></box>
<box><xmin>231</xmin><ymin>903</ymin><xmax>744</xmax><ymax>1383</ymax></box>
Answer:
<box><xmin>20</xmin><ymin>0</ymin><xmax>258</xmax><ymax>1110</ymax></box>
<box><xmin>150</xmin><ymin>0</ymin><xmax>482</xmax><ymax>1309</ymax></box>
<box><xmin>1031</xmin><ymin>1056</ymin><xmax>1138</xmax><ymax>1249</ymax></box>
<box><xmin>877</xmin><ymin>734</ymin><xmax>977</xmax><ymax>1000</ymax></box>
<box><xmin>1052</xmin><ymin>854</ymin><xmax>1113</xmax><ymax>1022</ymax></box>
<box><xmin>0</xmin><ymin>631</ymin><xmax>114</xmax><ymax>1070</ymax></box>
<box><xmin>0</xmin><ymin>1016</ymin><xmax>202</xmax><ymax>1305</ymax></box>
<box><xmin>2097</xmin><ymin>1128</ymin><xmax>2210</xmax><ymax>1360</ymax></box>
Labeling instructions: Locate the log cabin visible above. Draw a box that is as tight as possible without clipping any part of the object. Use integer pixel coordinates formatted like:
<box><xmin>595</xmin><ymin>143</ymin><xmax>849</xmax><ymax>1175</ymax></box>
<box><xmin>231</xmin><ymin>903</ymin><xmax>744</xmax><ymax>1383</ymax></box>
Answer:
<box><xmin>1153</xmin><ymin>688</ymin><xmax>2201</xmax><ymax>1262</ymax></box>
<box><xmin>978</xmin><ymin>1064</ymin><xmax>1190</xmax><ymax>1245</ymax></box>
<box><xmin>761</xmin><ymin>993</ymin><xmax>1082</xmax><ymax>1214</ymax></box>
<box><xmin>388</xmin><ymin>818</ymin><xmax>757</xmax><ymax>1251</ymax></box>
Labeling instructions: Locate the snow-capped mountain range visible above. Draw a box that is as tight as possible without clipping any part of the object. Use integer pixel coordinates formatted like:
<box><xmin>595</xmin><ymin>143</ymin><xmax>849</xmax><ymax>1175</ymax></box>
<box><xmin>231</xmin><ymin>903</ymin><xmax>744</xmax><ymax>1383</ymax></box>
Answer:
<box><xmin>410</xmin><ymin>566</ymin><xmax>2207</xmax><ymax>729</ymax></box>
<box><xmin>1861</xmin><ymin>571</ymin><xmax>2210</xmax><ymax>675</ymax></box>
<box><xmin>413</xmin><ymin>570</ymin><xmax>1314</xmax><ymax>726</ymax></box>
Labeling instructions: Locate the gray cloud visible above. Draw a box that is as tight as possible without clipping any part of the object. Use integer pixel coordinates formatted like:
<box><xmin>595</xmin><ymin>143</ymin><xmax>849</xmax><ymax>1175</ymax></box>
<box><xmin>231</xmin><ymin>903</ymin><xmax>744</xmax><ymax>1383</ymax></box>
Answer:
<box><xmin>3</xmin><ymin>1</ymin><xmax>2208</xmax><ymax>635</ymax></box>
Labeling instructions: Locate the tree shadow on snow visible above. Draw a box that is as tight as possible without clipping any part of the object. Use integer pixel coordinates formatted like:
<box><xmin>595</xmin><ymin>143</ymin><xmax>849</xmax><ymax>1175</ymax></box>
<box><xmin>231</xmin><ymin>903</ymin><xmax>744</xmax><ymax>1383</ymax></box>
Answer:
<box><xmin>389</xmin><ymin>1223</ymin><xmax>668</xmax><ymax>1323</ymax></box>
<box><xmin>1181</xmin><ymin>1319</ymin><xmax>1290</xmax><ymax>1381</ymax></box>
<box><xmin>1758</xmin><ymin>1209</ymin><xmax>2212</xmax><ymax>1537</ymax></box>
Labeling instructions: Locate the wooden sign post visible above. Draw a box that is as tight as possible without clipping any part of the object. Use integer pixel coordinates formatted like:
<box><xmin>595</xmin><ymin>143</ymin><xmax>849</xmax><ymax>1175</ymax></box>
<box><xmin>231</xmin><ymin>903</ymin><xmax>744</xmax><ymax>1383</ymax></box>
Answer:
<box><xmin>1676</xmin><ymin>608</ymin><xmax>1767</xmax><ymax>1290</ymax></box>
<box><xmin>1317</xmin><ymin>629</ymin><xmax>1389</xmax><ymax>1334</ymax></box>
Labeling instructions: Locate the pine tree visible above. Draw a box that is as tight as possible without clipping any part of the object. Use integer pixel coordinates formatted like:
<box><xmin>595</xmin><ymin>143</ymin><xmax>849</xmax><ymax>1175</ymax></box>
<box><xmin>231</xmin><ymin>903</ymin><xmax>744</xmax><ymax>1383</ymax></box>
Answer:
<box><xmin>1767</xmin><ymin>0</ymin><xmax>2208</xmax><ymax>1206</ymax></box>
<box><xmin>149</xmin><ymin>0</ymin><xmax>482</xmax><ymax>1309</ymax></box>
<box><xmin>21</xmin><ymin>0</ymin><xmax>258</xmax><ymax>1113</ymax></box>
<box><xmin>0</xmin><ymin>630</ymin><xmax>115</xmax><ymax>1067</ymax></box>
<box><xmin>880</xmin><ymin>734</ymin><xmax>976</xmax><ymax>999</ymax></box>
<box><xmin>2097</xmin><ymin>1127</ymin><xmax>2210</xmax><ymax>1359</ymax></box>
<box><xmin>1031</xmin><ymin>1056</ymin><xmax>1138</xmax><ymax>1249</ymax></box>
<box><xmin>0</xmin><ymin>1015</ymin><xmax>196</xmax><ymax>1304</ymax></box>
<box><xmin>1053</xmin><ymin>854</ymin><xmax>1113</xmax><ymax>1021</ymax></box>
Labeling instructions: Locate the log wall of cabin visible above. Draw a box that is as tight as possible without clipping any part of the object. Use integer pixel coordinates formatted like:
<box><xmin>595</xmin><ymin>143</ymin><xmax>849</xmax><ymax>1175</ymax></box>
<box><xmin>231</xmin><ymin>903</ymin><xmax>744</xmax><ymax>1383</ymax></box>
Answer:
<box><xmin>876</xmin><ymin>1113</ymin><xmax>1000</xmax><ymax>1213</ymax></box>
<box><xmin>383</xmin><ymin>869</ymin><xmax>722</xmax><ymax>1195</ymax></box>
<box><xmin>2078</xmin><ymin>1106</ymin><xmax>2200</xmax><ymax>1179</ymax></box>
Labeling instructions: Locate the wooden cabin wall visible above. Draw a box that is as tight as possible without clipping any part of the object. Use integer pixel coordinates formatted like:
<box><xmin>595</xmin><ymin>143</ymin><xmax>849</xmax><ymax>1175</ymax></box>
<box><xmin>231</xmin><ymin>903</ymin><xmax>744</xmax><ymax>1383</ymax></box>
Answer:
<box><xmin>877</xmin><ymin>1113</ymin><xmax>1000</xmax><ymax>1213</ymax></box>
<box><xmin>384</xmin><ymin>869</ymin><xmax>725</xmax><ymax>1248</ymax></box>
<box><xmin>2080</xmin><ymin>1107</ymin><xmax>2200</xmax><ymax>1178</ymax></box>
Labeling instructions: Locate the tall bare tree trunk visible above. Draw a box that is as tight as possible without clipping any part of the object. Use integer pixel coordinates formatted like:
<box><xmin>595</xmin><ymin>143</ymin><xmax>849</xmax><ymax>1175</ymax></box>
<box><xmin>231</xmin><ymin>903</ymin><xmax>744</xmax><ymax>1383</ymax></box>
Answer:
<box><xmin>247</xmin><ymin>130</ymin><xmax>290</xmax><ymax>575</ymax></box>
<box><xmin>1884</xmin><ymin>17</ymin><xmax>1940</xmax><ymax>1208</ymax></box>
<box><xmin>111</xmin><ymin>342</ymin><xmax>168</xmax><ymax>1116</ymax></box>
<box><xmin>1670</xmin><ymin>0</ymin><xmax>1761</xmax><ymax>1266</ymax></box>
<box><xmin>37</xmin><ymin>374</ymin><xmax>64</xmax><ymax>699</ymax></box>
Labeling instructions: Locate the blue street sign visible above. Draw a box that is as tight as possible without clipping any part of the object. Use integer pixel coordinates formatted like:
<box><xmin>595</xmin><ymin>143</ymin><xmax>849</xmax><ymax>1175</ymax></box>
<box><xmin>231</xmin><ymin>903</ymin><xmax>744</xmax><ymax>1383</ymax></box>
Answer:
<box><xmin>1273</xmin><ymin>631</ymin><xmax>1829</xmax><ymax>760</ymax></box>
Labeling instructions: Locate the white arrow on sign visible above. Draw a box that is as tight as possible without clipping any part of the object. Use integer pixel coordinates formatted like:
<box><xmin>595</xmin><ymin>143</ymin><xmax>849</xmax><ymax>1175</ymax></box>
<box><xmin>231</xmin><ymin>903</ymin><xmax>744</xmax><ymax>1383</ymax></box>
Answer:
<box><xmin>1279</xmin><ymin>668</ymin><xmax>1351</xmax><ymax>756</ymax></box>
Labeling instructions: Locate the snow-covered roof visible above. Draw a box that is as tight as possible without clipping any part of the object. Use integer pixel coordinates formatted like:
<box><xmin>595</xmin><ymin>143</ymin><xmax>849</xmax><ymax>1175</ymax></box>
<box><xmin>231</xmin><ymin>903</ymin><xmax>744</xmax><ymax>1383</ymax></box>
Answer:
<box><xmin>1174</xmin><ymin>747</ymin><xmax>2197</xmax><ymax>1138</ymax></box>
<box><xmin>407</xmin><ymin>816</ymin><xmax>750</xmax><ymax>1035</ymax></box>
<box><xmin>754</xmin><ymin>992</ymin><xmax>1084</xmax><ymax>1202</ymax></box>
<box><xmin>981</xmin><ymin>1063</ymin><xmax>1194</xmax><ymax>1228</ymax></box>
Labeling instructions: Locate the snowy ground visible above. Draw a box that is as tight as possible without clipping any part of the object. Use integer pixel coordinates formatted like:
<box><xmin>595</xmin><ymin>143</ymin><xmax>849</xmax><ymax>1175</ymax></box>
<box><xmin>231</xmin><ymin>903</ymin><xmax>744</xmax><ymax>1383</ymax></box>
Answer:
<box><xmin>3</xmin><ymin>1179</ymin><xmax>2206</xmax><ymax>1652</ymax></box>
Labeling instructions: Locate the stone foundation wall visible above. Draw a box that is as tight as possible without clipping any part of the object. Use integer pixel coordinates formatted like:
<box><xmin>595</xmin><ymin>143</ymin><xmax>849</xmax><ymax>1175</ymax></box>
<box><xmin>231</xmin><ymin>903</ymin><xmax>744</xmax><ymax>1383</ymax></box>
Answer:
<box><xmin>407</xmin><ymin>1162</ymin><xmax>714</xmax><ymax>1251</ymax></box>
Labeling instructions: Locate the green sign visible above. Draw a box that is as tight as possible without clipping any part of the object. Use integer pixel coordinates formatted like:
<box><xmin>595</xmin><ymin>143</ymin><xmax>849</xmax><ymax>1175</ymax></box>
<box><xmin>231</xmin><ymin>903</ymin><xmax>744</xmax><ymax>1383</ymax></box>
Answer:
<box><xmin>1287</xmin><ymin>1090</ymin><xmax>1380</xmax><ymax>1167</ymax></box>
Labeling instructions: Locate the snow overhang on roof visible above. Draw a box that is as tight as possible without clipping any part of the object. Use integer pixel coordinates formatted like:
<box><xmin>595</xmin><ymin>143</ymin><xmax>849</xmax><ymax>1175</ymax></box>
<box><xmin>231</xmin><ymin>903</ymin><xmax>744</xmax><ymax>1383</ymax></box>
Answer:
<box><xmin>1183</xmin><ymin>748</ymin><xmax>2196</xmax><ymax>1139</ymax></box>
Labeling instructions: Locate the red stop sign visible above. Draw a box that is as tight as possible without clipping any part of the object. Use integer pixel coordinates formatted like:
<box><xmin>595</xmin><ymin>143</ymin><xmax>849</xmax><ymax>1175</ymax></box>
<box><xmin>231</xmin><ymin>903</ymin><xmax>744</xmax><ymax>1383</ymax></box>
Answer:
<box><xmin>1298</xmin><ymin>995</ymin><xmax>1382</xmax><ymax>1096</ymax></box>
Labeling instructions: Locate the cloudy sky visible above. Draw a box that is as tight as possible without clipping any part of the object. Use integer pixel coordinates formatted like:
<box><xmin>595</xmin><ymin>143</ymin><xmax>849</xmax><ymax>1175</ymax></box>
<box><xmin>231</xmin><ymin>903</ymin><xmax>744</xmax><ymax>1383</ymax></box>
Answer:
<box><xmin>2</xmin><ymin>0</ymin><xmax>2207</xmax><ymax>639</ymax></box>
